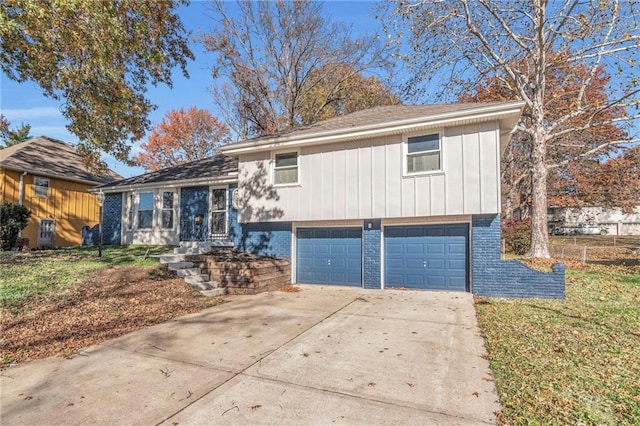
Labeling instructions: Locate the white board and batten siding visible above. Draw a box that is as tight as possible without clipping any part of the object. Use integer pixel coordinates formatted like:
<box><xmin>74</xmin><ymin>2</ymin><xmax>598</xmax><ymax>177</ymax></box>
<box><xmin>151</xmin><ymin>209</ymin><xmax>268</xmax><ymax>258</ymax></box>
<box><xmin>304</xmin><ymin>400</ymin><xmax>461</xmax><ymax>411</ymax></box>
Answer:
<box><xmin>237</xmin><ymin>121</ymin><xmax>501</xmax><ymax>223</ymax></box>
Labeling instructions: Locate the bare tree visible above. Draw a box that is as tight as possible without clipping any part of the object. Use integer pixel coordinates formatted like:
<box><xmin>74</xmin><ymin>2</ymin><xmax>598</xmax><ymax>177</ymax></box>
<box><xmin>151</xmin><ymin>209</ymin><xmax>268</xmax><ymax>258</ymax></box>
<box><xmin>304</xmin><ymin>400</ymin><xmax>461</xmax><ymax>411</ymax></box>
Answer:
<box><xmin>202</xmin><ymin>0</ymin><xmax>392</xmax><ymax>139</ymax></box>
<box><xmin>385</xmin><ymin>0</ymin><xmax>640</xmax><ymax>257</ymax></box>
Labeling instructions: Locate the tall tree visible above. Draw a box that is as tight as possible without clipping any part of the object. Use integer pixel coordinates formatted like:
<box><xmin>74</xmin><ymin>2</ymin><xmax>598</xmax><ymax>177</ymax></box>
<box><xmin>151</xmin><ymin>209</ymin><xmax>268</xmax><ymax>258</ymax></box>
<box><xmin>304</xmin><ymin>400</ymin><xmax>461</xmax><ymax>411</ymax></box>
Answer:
<box><xmin>133</xmin><ymin>107</ymin><xmax>230</xmax><ymax>172</ymax></box>
<box><xmin>0</xmin><ymin>115</ymin><xmax>32</xmax><ymax>148</ymax></box>
<box><xmin>458</xmin><ymin>57</ymin><xmax>630</xmax><ymax>219</ymax></box>
<box><xmin>203</xmin><ymin>0</ymin><xmax>392</xmax><ymax>139</ymax></box>
<box><xmin>1</xmin><ymin>0</ymin><xmax>193</xmax><ymax>166</ymax></box>
<box><xmin>297</xmin><ymin>64</ymin><xmax>400</xmax><ymax>125</ymax></box>
<box><xmin>385</xmin><ymin>0</ymin><xmax>640</xmax><ymax>257</ymax></box>
<box><xmin>549</xmin><ymin>145</ymin><xmax>640</xmax><ymax>212</ymax></box>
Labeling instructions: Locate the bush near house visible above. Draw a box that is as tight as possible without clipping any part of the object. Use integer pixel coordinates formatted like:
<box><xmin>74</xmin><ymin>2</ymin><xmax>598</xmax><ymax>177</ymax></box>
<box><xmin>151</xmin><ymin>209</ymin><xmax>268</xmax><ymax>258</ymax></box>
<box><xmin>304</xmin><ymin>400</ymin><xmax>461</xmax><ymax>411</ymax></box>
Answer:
<box><xmin>501</xmin><ymin>218</ymin><xmax>531</xmax><ymax>255</ymax></box>
<box><xmin>0</xmin><ymin>202</ymin><xmax>31</xmax><ymax>251</ymax></box>
<box><xmin>476</xmin><ymin>261</ymin><xmax>640</xmax><ymax>424</ymax></box>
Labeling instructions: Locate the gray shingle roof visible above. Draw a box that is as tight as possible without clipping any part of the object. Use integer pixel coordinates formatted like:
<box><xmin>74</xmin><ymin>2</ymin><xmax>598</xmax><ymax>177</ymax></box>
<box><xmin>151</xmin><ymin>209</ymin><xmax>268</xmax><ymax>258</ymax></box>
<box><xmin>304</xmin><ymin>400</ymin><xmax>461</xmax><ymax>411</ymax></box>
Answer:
<box><xmin>228</xmin><ymin>102</ymin><xmax>509</xmax><ymax>146</ymax></box>
<box><xmin>99</xmin><ymin>154</ymin><xmax>238</xmax><ymax>189</ymax></box>
<box><xmin>0</xmin><ymin>136</ymin><xmax>121</xmax><ymax>184</ymax></box>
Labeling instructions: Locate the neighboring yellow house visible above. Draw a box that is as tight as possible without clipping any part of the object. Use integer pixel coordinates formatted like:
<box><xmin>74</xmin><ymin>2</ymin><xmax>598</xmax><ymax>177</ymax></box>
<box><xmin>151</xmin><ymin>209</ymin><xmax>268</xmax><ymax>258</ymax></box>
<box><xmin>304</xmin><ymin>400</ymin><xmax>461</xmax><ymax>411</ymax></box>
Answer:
<box><xmin>0</xmin><ymin>136</ymin><xmax>121</xmax><ymax>248</ymax></box>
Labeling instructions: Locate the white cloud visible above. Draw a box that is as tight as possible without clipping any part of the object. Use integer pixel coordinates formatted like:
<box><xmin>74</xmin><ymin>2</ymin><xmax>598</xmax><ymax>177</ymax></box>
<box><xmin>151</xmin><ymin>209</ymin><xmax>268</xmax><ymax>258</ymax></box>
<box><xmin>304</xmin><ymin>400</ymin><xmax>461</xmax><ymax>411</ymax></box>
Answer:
<box><xmin>2</xmin><ymin>106</ymin><xmax>63</xmax><ymax>121</ymax></box>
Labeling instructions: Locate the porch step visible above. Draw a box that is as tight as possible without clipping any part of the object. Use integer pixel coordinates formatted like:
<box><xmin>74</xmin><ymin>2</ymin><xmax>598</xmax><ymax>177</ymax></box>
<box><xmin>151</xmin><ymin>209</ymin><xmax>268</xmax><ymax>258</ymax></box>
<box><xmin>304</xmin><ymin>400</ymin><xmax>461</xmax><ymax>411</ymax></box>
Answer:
<box><xmin>184</xmin><ymin>274</ymin><xmax>216</xmax><ymax>285</ymax></box>
<box><xmin>155</xmin><ymin>254</ymin><xmax>187</xmax><ymax>263</ymax></box>
<box><xmin>154</xmin><ymin>245</ymin><xmax>232</xmax><ymax>297</ymax></box>
<box><xmin>167</xmin><ymin>261</ymin><xmax>195</xmax><ymax>271</ymax></box>
<box><xmin>176</xmin><ymin>268</ymin><xmax>206</xmax><ymax>278</ymax></box>
<box><xmin>173</xmin><ymin>247</ymin><xmax>210</xmax><ymax>255</ymax></box>
<box><xmin>200</xmin><ymin>287</ymin><xmax>228</xmax><ymax>297</ymax></box>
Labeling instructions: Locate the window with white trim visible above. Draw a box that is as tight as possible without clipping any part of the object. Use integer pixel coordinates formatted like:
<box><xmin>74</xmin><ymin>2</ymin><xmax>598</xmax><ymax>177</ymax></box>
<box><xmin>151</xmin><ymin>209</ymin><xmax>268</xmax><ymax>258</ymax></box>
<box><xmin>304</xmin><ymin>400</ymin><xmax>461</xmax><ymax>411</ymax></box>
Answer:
<box><xmin>138</xmin><ymin>192</ymin><xmax>154</xmax><ymax>229</ymax></box>
<box><xmin>161</xmin><ymin>192</ymin><xmax>175</xmax><ymax>229</ymax></box>
<box><xmin>274</xmin><ymin>152</ymin><xmax>298</xmax><ymax>185</ymax></box>
<box><xmin>210</xmin><ymin>188</ymin><xmax>227</xmax><ymax>236</ymax></box>
<box><xmin>34</xmin><ymin>176</ymin><xmax>50</xmax><ymax>197</ymax></box>
<box><xmin>127</xmin><ymin>192</ymin><xmax>135</xmax><ymax>230</ymax></box>
<box><xmin>406</xmin><ymin>133</ymin><xmax>441</xmax><ymax>173</ymax></box>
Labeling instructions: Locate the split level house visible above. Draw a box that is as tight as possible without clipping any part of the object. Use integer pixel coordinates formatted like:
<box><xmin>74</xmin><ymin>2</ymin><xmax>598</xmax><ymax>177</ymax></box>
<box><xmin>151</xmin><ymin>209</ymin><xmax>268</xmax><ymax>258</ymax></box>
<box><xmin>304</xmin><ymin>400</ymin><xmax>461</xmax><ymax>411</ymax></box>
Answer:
<box><xmin>95</xmin><ymin>102</ymin><xmax>565</xmax><ymax>299</ymax></box>
<box><xmin>0</xmin><ymin>136</ymin><xmax>121</xmax><ymax>248</ymax></box>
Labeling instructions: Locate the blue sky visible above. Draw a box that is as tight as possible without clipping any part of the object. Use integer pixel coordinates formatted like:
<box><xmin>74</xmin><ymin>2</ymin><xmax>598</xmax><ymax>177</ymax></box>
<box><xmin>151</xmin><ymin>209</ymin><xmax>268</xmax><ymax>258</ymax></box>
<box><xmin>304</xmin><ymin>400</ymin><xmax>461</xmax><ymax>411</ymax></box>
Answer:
<box><xmin>0</xmin><ymin>1</ymin><xmax>382</xmax><ymax>178</ymax></box>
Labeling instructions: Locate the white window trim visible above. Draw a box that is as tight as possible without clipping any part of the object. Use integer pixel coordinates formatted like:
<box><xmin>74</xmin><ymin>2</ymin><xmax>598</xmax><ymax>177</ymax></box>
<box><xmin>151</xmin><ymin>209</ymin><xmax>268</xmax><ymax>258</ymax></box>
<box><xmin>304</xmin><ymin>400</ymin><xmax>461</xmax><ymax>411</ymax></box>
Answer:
<box><xmin>403</xmin><ymin>130</ymin><xmax>444</xmax><ymax>177</ymax></box>
<box><xmin>126</xmin><ymin>192</ymin><xmax>135</xmax><ymax>231</ymax></box>
<box><xmin>136</xmin><ymin>191</ymin><xmax>155</xmax><ymax>230</ymax></box>
<box><xmin>271</xmin><ymin>149</ymin><xmax>301</xmax><ymax>187</ymax></box>
<box><xmin>34</xmin><ymin>176</ymin><xmax>50</xmax><ymax>198</ymax></box>
<box><xmin>209</xmin><ymin>185</ymin><xmax>229</xmax><ymax>238</ymax></box>
<box><xmin>160</xmin><ymin>190</ymin><xmax>178</xmax><ymax>230</ymax></box>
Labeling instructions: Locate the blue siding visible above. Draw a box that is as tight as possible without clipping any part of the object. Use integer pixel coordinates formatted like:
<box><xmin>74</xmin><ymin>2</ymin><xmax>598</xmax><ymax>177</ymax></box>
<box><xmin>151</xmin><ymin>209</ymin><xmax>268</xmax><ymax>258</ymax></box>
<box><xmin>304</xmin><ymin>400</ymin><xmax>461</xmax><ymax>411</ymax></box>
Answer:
<box><xmin>472</xmin><ymin>215</ymin><xmax>565</xmax><ymax>299</ymax></box>
<box><xmin>363</xmin><ymin>220</ymin><xmax>381</xmax><ymax>289</ymax></box>
<box><xmin>180</xmin><ymin>186</ymin><xmax>209</xmax><ymax>241</ymax></box>
<box><xmin>297</xmin><ymin>227</ymin><xmax>362</xmax><ymax>286</ymax></box>
<box><xmin>102</xmin><ymin>193</ymin><xmax>122</xmax><ymax>245</ymax></box>
<box><xmin>385</xmin><ymin>224</ymin><xmax>468</xmax><ymax>291</ymax></box>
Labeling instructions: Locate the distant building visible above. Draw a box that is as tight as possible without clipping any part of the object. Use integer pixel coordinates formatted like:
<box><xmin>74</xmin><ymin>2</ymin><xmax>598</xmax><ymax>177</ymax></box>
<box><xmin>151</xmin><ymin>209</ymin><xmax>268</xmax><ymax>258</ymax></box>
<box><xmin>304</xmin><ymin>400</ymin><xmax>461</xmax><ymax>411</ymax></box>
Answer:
<box><xmin>548</xmin><ymin>206</ymin><xmax>640</xmax><ymax>236</ymax></box>
<box><xmin>0</xmin><ymin>136</ymin><xmax>121</xmax><ymax>248</ymax></box>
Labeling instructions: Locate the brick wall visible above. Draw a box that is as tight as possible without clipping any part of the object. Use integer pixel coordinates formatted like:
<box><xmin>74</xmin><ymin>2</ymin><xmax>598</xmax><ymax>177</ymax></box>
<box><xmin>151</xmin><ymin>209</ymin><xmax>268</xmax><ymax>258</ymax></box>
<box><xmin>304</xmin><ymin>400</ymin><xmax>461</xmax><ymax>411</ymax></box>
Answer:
<box><xmin>472</xmin><ymin>214</ymin><xmax>565</xmax><ymax>299</ymax></box>
<box><xmin>228</xmin><ymin>190</ymin><xmax>292</xmax><ymax>259</ymax></box>
<box><xmin>363</xmin><ymin>219</ymin><xmax>381</xmax><ymax>289</ymax></box>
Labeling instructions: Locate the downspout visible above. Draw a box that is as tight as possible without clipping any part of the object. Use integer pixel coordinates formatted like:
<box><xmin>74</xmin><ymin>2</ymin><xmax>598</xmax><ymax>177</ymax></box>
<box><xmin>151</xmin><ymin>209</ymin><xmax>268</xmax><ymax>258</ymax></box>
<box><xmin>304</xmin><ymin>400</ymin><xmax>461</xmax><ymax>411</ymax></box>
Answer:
<box><xmin>18</xmin><ymin>171</ymin><xmax>27</xmax><ymax>240</ymax></box>
<box><xmin>18</xmin><ymin>171</ymin><xmax>27</xmax><ymax>205</ymax></box>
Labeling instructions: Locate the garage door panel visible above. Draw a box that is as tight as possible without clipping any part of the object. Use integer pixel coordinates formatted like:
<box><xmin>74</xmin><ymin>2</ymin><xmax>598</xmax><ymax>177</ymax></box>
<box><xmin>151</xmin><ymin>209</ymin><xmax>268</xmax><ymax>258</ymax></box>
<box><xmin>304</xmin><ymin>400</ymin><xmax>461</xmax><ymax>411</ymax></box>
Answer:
<box><xmin>449</xmin><ymin>259</ymin><xmax>466</xmax><ymax>270</ymax></box>
<box><xmin>296</xmin><ymin>227</ymin><xmax>362</xmax><ymax>286</ymax></box>
<box><xmin>427</xmin><ymin>243</ymin><xmax>445</xmax><ymax>254</ymax></box>
<box><xmin>427</xmin><ymin>258</ymin><xmax>446</xmax><ymax>271</ymax></box>
<box><xmin>405</xmin><ymin>275</ymin><xmax>426</xmax><ymax>288</ymax></box>
<box><xmin>385</xmin><ymin>224</ymin><xmax>468</xmax><ymax>291</ymax></box>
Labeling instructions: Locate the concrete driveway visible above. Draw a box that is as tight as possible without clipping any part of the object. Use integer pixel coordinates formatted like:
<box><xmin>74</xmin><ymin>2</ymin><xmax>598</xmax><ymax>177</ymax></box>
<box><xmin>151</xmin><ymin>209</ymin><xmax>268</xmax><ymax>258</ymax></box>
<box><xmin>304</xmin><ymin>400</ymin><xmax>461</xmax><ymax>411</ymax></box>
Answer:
<box><xmin>1</xmin><ymin>285</ymin><xmax>500</xmax><ymax>425</ymax></box>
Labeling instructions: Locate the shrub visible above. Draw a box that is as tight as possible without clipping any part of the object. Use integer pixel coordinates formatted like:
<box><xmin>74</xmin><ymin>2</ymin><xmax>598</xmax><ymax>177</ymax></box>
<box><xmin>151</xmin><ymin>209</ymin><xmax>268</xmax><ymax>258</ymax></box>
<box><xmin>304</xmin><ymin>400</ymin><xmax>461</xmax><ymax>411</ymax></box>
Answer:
<box><xmin>502</xmin><ymin>219</ymin><xmax>531</xmax><ymax>255</ymax></box>
<box><xmin>0</xmin><ymin>203</ymin><xmax>31</xmax><ymax>251</ymax></box>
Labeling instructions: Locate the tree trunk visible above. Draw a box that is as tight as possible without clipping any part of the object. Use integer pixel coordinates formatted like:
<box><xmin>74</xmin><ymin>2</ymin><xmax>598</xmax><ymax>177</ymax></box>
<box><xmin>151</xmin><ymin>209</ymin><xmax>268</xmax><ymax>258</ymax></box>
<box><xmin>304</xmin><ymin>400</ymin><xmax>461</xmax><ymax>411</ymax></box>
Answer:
<box><xmin>530</xmin><ymin>130</ymin><xmax>550</xmax><ymax>258</ymax></box>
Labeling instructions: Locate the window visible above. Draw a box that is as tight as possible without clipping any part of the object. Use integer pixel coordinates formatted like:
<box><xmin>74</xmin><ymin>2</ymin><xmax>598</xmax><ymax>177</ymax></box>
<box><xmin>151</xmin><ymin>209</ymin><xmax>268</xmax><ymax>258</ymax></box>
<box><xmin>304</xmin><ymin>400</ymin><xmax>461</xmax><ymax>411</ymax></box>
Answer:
<box><xmin>161</xmin><ymin>192</ymin><xmax>175</xmax><ymax>229</ymax></box>
<box><xmin>406</xmin><ymin>134</ymin><xmax>441</xmax><ymax>173</ymax></box>
<box><xmin>210</xmin><ymin>188</ymin><xmax>227</xmax><ymax>236</ymax></box>
<box><xmin>34</xmin><ymin>177</ymin><xmax>50</xmax><ymax>197</ymax></box>
<box><xmin>274</xmin><ymin>152</ymin><xmax>298</xmax><ymax>185</ymax></box>
<box><xmin>138</xmin><ymin>192</ymin><xmax>154</xmax><ymax>229</ymax></box>
<box><xmin>127</xmin><ymin>193</ymin><xmax>135</xmax><ymax>230</ymax></box>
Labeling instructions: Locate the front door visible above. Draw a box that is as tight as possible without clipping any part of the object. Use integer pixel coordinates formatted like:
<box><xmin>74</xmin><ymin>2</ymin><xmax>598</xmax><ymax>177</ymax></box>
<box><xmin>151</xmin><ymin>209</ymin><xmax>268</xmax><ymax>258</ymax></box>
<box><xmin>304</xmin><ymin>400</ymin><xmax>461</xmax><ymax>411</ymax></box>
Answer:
<box><xmin>179</xmin><ymin>187</ymin><xmax>209</xmax><ymax>241</ymax></box>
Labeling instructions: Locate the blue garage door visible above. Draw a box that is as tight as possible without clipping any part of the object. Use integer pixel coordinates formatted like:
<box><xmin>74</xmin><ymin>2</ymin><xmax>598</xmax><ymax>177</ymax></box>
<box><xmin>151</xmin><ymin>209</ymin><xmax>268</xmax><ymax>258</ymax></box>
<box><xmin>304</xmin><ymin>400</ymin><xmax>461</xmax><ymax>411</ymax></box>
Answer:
<box><xmin>296</xmin><ymin>227</ymin><xmax>362</xmax><ymax>286</ymax></box>
<box><xmin>385</xmin><ymin>224</ymin><xmax>468</xmax><ymax>291</ymax></box>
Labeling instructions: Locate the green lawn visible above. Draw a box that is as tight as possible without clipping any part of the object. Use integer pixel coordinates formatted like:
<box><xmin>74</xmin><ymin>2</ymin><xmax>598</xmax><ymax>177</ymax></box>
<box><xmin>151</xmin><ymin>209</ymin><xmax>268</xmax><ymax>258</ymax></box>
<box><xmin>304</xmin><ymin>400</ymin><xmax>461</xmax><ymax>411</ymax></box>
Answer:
<box><xmin>476</xmin><ymin>264</ymin><xmax>640</xmax><ymax>424</ymax></box>
<box><xmin>0</xmin><ymin>245</ymin><xmax>170</xmax><ymax>306</ymax></box>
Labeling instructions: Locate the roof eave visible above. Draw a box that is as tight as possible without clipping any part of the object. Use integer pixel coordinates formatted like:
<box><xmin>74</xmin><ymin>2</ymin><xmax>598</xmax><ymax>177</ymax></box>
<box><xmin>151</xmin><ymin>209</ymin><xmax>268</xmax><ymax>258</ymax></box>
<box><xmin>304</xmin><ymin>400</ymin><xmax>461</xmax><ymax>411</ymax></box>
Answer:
<box><xmin>221</xmin><ymin>101</ymin><xmax>526</xmax><ymax>155</ymax></box>
<box><xmin>91</xmin><ymin>174</ymin><xmax>239</xmax><ymax>194</ymax></box>
<box><xmin>0</xmin><ymin>165</ymin><xmax>109</xmax><ymax>186</ymax></box>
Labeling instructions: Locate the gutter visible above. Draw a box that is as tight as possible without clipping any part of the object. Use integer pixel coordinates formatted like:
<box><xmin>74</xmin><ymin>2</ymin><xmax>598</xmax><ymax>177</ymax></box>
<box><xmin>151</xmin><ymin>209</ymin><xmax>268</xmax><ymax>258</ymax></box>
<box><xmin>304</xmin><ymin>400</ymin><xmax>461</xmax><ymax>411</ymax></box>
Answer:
<box><xmin>88</xmin><ymin>174</ymin><xmax>239</xmax><ymax>194</ymax></box>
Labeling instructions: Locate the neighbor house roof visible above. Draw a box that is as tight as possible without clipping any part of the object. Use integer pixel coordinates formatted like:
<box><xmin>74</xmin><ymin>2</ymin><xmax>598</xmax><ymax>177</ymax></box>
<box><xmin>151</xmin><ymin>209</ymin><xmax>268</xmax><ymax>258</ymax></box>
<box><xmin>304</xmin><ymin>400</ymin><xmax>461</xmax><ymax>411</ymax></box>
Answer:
<box><xmin>0</xmin><ymin>136</ymin><xmax>121</xmax><ymax>185</ymax></box>
<box><xmin>221</xmin><ymin>101</ymin><xmax>525</xmax><ymax>155</ymax></box>
<box><xmin>97</xmin><ymin>154</ymin><xmax>238</xmax><ymax>192</ymax></box>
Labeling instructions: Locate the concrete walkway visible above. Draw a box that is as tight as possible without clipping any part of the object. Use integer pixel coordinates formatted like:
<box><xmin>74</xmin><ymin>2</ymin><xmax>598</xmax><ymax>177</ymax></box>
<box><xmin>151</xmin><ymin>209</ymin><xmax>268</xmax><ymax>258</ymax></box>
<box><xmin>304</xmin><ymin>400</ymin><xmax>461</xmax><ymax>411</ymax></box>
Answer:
<box><xmin>1</xmin><ymin>286</ymin><xmax>501</xmax><ymax>425</ymax></box>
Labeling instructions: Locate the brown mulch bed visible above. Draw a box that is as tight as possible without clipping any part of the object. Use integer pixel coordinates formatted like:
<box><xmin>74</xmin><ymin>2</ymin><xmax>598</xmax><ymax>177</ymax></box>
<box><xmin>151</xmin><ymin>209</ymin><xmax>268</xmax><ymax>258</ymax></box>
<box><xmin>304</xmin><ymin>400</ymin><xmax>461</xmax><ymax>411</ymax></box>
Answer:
<box><xmin>0</xmin><ymin>266</ymin><xmax>225</xmax><ymax>367</ymax></box>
